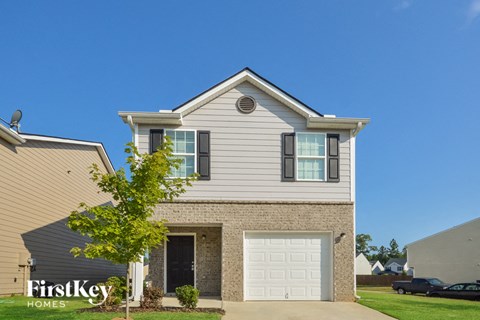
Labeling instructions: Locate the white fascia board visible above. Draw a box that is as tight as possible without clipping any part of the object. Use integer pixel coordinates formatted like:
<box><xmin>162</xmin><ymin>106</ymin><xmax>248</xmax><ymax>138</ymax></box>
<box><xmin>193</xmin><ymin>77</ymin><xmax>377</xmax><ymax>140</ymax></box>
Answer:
<box><xmin>307</xmin><ymin>117</ymin><xmax>370</xmax><ymax>130</ymax></box>
<box><xmin>118</xmin><ymin>112</ymin><xmax>183</xmax><ymax>125</ymax></box>
<box><xmin>0</xmin><ymin>125</ymin><xmax>26</xmax><ymax>145</ymax></box>
<box><xmin>19</xmin><ymin>134</ymin><xmax>115</xmax><ymax>175</ymax></box>
<box><xmin>174</xmin><ymin>70</ymin><xmax>319</xmax><ymax>119</ymax></box>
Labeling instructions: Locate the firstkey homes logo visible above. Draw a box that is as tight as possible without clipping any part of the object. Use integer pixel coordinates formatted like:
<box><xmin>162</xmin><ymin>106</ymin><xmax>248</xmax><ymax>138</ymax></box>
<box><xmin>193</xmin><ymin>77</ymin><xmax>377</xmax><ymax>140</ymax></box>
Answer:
<box><xmin>27</xmin><ymin>280</ymin><xmax>112</xmax><ymax>307</ymax></box>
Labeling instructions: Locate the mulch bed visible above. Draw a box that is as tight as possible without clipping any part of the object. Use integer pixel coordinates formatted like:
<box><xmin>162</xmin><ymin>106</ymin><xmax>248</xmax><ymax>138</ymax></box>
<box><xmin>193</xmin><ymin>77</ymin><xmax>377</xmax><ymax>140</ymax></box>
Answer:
<box><xmin>79</xmin><ymin>306</ymin><xmax>225</xmax><ymax>315</ymax></box>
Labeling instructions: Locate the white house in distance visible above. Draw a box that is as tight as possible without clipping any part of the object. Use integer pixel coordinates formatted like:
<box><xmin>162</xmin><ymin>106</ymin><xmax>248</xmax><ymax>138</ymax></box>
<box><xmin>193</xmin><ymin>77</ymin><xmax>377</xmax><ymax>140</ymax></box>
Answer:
<box><xmin>384</xmin><ymin>258</ymin><xmax>413</xmax><ymax>275</ymax></box>
<box><xmin>407</xmin><ymin>217</ymin><xmax>480</xmax><ymax>284</ymax></box>
<box><xmin>370</xmin><ymin>260</ymin><xmax>384</xmax><ymax>275</ymax></box>
<box><xmin>355</xmin><ymin>253</ymin><xmax>372</xmax><ymax>275</ymax></box>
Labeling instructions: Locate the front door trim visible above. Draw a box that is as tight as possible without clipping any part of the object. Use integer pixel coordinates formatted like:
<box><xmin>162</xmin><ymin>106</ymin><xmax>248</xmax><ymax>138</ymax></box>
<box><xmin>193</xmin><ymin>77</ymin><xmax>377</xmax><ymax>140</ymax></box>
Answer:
<box><xmin>164</xmin><ymin>233</ymin><xmax>196</xmax><ymax>293</ymax></box>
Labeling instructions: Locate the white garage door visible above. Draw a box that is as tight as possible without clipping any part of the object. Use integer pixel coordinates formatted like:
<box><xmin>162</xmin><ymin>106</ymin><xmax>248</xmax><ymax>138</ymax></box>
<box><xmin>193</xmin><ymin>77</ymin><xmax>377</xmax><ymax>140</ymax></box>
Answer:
<box><xmin>244</xmin><ymin>232</ymin><xmax>332</xmax><ymax>301</ymax></box>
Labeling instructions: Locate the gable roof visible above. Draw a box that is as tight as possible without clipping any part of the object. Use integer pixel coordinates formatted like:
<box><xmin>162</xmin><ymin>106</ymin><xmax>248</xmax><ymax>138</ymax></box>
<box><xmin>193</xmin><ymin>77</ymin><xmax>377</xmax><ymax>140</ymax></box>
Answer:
<box><xmin>119</xmin><ymin>68</ymin><xmax>370</xmax><ymax>132</ymax></box>
<box><xmin>407</xmin><ymin>216</ymin><xmax>480</xmax><ymax>247</ymax></box>
<box><xmin>173</xmin><ymin>67</ymin><xmax>322</xmax><ymax>118</ymax></box>
<box><xmin>18</xmin><ymin>133</ymin><xmax>115</xmax><ymax>174</ymax></box>
<box><xmin>369</xmin><ymin>260</ymin><xmax>383</xmax><ymax>266</ymax></box>
<box><xmin>385</xmin><ymin>258</ymin><xmax>407</xmax><ymax>267</ymax></box>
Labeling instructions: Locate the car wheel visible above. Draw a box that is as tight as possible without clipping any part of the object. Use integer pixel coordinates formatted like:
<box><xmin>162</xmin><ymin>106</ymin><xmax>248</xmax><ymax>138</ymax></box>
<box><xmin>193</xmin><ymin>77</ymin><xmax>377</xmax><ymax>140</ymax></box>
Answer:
<box><xmin>397</xmin><ymin>288</ymin><xmax>406</xmax><ymax>294</ymax></box>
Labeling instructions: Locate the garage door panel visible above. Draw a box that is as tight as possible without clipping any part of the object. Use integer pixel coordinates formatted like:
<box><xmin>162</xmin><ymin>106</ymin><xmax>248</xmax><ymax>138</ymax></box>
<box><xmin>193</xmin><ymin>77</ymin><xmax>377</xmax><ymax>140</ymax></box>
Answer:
<box><xmin>269</xmin><ymin>287</ymin><xmax>286</xmax><ymax>298</ymax></box>
<box><xmin>245</xmin><ymin>232</ymin><xmax>332</xmax><ymax>301</ymax></box>
<box><xmin>247</xmin><ymin>287</ymin><xmax>265</xmax><ymax>298</ymax></box>
<box><xmin>247</xmin><ymin>269</ymin><xmax>265</xmax><ymax>280</ymax></box>
<box><xmin>269</xmin><ymin>252</ymin><xmax>286</xmax><ymax>262</ymax></box>
<box><xmin>290</xmin><ymin>252</ymin><xmax>307</xmax><ymax>262</ymax></box>
<box><xmin>290</xmin><ymin>269</ymin><xmax>306</xmax><ymax>280</ymax></box>
<box><xmin>269</xmin><ymin>270</ymin><xmax>286</xmax><ymax>280</ymax></box>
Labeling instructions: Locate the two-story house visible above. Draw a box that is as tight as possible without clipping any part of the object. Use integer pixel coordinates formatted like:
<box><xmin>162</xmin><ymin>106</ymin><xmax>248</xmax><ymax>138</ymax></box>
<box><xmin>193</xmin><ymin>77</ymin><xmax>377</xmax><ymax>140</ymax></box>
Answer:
<box><xmin>0</xmin><ymin>125</ymin><xmax>125</xmax><ymax>296</ymax></box>
<box><xmin>119</xmin><ymin>68</ymin><xmax>369</xmax><ymax>302</ymax></box>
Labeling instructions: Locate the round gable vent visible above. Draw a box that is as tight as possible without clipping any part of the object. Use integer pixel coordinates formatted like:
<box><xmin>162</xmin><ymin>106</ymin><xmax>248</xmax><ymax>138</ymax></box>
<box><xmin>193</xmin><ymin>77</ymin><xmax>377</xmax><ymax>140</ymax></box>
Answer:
<box><xmin>236</xmin><ymin>96</ymin><xmax>256</xmax><ymax>114</ymax></box>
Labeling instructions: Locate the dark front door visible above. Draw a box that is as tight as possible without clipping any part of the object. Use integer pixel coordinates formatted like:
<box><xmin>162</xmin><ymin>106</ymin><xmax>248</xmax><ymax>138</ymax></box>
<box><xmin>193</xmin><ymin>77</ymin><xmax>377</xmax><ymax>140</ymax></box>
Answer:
<box><xmin>166</xmin><ymin>236</ymin><xmax>194</xmax><ymax>293</ymax></box>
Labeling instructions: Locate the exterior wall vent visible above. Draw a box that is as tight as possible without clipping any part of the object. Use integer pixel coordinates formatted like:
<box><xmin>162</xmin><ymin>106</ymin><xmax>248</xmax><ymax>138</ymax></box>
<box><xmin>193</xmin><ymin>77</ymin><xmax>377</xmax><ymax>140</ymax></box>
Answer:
<box><xmin>236</xmin><ymin>96</ymin><xmax>256</xmax><ymax>114</ymax></box>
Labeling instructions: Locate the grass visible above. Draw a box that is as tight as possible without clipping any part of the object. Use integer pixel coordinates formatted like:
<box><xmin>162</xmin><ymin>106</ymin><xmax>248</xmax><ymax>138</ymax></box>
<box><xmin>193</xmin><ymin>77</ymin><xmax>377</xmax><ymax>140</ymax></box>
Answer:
<box><xmin>0</xmin><ymin>296</ymin><xmax>221</xmax><ymax>320</ymax></box>
<box><xmin>357</xmin><ymin>290</ymin><xmax>480</xmax><ymax>320</ymax></box>
<box><xmin>357</xmin><ymin>286</ymin><xmax>395</xmax><ymax>293</ymax></box>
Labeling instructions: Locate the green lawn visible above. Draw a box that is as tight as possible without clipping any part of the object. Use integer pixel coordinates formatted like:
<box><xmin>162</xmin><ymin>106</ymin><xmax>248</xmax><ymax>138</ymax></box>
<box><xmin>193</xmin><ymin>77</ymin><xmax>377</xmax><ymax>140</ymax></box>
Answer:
<box><xmin>357</xmin><ymin>286</ymin><xmax>395</xmax><ymax>293</ymax></box>
<box><xmin>357</xmin><ymin>290</ymin><xmax>480</xmax><ymax>320</ymax></box>
<box><xmin>0</xmin><ymin>296</ymin><xmax>221</xmax><ymax>320</ymax></box>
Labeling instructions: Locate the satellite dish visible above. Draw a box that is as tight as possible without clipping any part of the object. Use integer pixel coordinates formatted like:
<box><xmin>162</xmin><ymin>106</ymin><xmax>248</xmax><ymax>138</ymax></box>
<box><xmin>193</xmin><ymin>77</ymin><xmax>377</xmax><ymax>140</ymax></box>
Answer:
<box><xmin>10</xmin><ymin>109</ymin><xmax>22</xmax><ymax>131</ymax></box>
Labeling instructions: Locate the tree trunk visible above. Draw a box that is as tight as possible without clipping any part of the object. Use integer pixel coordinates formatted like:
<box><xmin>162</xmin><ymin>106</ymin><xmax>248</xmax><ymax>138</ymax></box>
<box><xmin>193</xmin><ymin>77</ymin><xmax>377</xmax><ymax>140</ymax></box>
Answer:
<box><xmin>126</xmin><ymin>264</ymin><xmax>130</xmax><ymax>320</ymax></box>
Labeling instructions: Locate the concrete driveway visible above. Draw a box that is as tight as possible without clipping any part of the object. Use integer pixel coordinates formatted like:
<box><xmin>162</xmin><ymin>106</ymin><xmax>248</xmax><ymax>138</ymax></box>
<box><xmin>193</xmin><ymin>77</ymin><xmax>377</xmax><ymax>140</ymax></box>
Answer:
<box><xmin>222</xmin><ymin>301</ymin><xmax>395</xmax><ymax>320</ymax></box>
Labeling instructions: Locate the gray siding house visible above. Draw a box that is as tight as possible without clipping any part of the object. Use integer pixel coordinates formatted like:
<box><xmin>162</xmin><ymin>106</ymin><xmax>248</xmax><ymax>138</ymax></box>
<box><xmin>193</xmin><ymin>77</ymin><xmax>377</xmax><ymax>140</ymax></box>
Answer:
<box><xmin>407</xmin><ymin>217</ymin><xmax>480</xmax><ymax>284</ymax></box>
<box><xmin>120</xmin><ymin>68</ymin><xmax>369</xmax><ymax>302</ymax></box>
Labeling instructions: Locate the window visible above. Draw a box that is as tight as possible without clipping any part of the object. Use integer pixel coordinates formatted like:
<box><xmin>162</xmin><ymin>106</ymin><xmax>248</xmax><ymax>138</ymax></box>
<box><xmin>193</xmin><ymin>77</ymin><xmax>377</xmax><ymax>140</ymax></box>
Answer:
<box><xmin>397</xmin><ymin>266</ymin><xmax>403</xmax><ymax>272</ymax></box>
<box><xmin>296</xmin><ymin>133</ymin><xmax>326</xmax><ymax>181</ymax></box>
<box><xmin>428</xmin><ymin>278</ymin><xmax>444</xmax><ymax>286</ymax></box>
<box><xmin>465</xmin><ymin>284</ymin><xmax>480</xmax><ymax>291</ymax></box>
<box><xmin>165</xmin><ymin>130</ymin><xmax>195</xmax><ymax>178</ymax></box>
<box><xmin>448</xmin><ymin>284</ymin><xmax>464</xmax><ymax>291</ymax></box>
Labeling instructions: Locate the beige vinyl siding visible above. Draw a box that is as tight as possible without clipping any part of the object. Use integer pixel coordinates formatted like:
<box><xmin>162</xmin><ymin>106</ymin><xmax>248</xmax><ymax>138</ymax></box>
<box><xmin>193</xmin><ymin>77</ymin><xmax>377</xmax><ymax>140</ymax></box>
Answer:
<box><xmin>0</xmin><ymin>139</ymin><xmax>125</xmax><ymax>296</ymax></box>
<box><xmin>137</xmin><ymin>82</ymin><xmax>351</xmax><ymax>201</ymax></box>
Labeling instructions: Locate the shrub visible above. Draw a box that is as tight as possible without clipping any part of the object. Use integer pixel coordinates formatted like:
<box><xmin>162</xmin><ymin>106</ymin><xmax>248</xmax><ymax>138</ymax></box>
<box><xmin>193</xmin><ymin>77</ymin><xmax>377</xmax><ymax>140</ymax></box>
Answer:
<box><xmin>140</xmin><ymin>286</ymin><xmax>163</xmax><ymax>309</ymax></box>
<box><xmin>96</xmin><ymin>276</ymin><xmax>127</xmax><ymax>309</ymax></box>
<box><xmin>175</xmin><ymin>285</ymin><xmax>200</xmax><ymax>309</ymax></box>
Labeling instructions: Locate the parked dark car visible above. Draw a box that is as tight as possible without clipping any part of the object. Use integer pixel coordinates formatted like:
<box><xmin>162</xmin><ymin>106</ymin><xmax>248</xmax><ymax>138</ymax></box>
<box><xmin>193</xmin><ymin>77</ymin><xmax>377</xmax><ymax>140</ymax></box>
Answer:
<box><xmin>392</xmin><ymin>277</ymin><xmax>449</xmax><ymax>294</ymax></box>
<box><xmin>427</xmin><ymin>283</ymin><xmax>480</xmax><ymax>301</ymax></box>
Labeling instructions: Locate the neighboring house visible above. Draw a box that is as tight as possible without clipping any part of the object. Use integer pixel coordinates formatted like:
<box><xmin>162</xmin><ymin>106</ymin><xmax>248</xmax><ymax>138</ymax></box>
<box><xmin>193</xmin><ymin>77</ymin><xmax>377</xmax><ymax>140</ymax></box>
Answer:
<box><xmin>370</xmin><ymin>260</ymin><xmax>384</xmax><ymax>275</ymax></box>
<box><xmin>355</xmin><ymin>253</ymin><xmax>372</xmax><ymax>275</ymax></box>
<box><xmin>384</xmin><ymin>258</ymin><xmax>413</xmax><ymax>275</ymax></box>
<box><xmin>0</xmin><ymin>126</ymin><xmax>125</xmax><ymax>296</ymax></box>
<box><xmin>119</xmin><ymin>68</ymin><xmax>369</xmax><ymax>302</ymax></box>
<box><xmin>407</xmin><ymin>217</ymin><xmax>480</xmax><ymax>284</ymax></box>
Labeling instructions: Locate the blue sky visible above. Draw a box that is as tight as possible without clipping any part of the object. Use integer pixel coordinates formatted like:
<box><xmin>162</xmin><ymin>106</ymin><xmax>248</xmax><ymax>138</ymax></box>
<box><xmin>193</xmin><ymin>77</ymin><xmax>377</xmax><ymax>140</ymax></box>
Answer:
<box><xmin>1</xmin><ymin>1</ymin><xmax>479</xmax><ymax>249</ymax></box>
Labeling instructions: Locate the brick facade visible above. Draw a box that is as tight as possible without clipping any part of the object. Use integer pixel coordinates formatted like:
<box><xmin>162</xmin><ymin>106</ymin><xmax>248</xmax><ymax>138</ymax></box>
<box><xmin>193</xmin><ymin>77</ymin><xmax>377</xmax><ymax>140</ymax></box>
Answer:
<box><xmin>150</xmin><ymin>200</ymin><xmax>354</xmax><ymax>302</ymax></box>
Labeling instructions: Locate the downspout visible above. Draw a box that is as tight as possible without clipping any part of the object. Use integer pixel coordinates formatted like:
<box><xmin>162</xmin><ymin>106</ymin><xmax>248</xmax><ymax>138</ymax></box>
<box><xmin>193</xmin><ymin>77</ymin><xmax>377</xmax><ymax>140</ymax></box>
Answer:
<box><xmin>126</xmin><ymin>115</ymin><xmax>135</xmax><ymax>135</ymax></box>
<box><xmin>352</xmin><ymin>121</ymin><xmax>364</xmax><ymax>137</ymax></box>
<box><xmin>126</xmin><ymin>114</ymin><xmax>137</xmax><ymax>302</ymax></box>
<box><xmin>127</xmin><ymin>114</ymin><xmax>143</xmax><ymax>302</ymax></box>
<box><xmin>351</xmin><ymin>122</ymin><xmax>361</xmax><ymax>300</ymax></box>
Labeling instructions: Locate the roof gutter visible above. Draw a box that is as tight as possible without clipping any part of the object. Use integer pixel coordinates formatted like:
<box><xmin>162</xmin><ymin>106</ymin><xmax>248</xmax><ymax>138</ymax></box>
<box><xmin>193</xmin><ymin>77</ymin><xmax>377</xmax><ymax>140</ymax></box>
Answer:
<box><xmin>0</xmin><ymin>125</ymin><xmax>26</xmax><ymax>145</ymax></box>
<box><xmin>118</xmin><ymin>112</ymin><xmax>183</xmax><ymax>125</ymax></box>
<box><xmin>307</xmin><ymin>117</ymin><xmax>370</xmax><ymax>131</ymax></box>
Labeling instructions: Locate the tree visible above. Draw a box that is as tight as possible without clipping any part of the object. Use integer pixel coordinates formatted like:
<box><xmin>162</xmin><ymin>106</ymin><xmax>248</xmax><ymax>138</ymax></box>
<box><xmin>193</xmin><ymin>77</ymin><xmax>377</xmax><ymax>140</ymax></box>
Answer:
<box><xmin>372</xmin><ymin>245</ymin><xmax>389</xmax><ymax>265</ymax></box>
<box><xmin>67</xmin><ymin>140</ymin><xmax>196</xmax><ymax>320</ymax></box>
<box><xmin>388</xmin><ymin>239</ymin><xmax>401</xmax><ymax>259</ymax></box>
<box><xmin>355</xmin><ymin>233</ymin><xmax>378</xmax><ymax>259</ymax></box>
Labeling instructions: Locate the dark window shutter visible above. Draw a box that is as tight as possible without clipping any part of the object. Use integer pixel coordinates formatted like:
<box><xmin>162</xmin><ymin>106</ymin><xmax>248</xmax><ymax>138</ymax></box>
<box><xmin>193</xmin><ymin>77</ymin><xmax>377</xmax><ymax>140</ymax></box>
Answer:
<box><xmin>197</xmin><ymin>131</ymin><xmax>210</xmax><ymax>180</ymax></box>
<box><xmin>282</xmin><ymin>133</ymin><xmax>295</xmax><ymax>181</ymax></box>
<box><xmin>150</xmin><ymin>129</ymin><xmax>164</xmax><ymax>154</ymax></box>
<box><xmin>327</xmin><ymin>134</ymin><xmax>340</xmax><ymax>182</ymax></box>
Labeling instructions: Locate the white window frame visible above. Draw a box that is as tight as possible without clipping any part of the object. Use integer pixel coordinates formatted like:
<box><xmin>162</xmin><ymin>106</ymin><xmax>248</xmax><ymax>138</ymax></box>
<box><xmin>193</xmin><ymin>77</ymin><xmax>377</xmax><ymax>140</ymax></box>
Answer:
<box><xmin>295</xmin><ymin>132</ymin><xmax>327</xmax><ymax>181</ymax></box>
<box><xmin>164</xmin><ymin>129</ymin><xmax>197</xmax><ymax>178</ymax></box>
